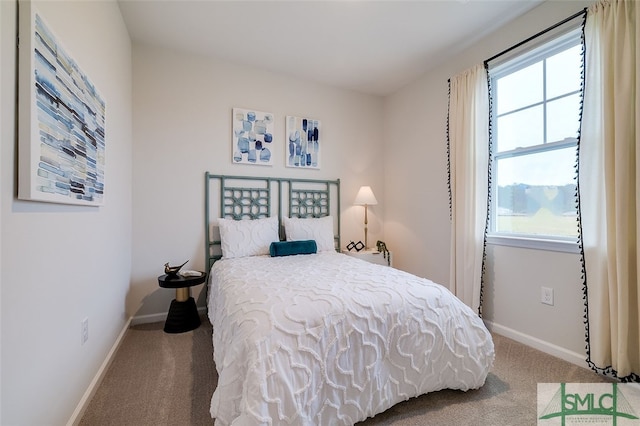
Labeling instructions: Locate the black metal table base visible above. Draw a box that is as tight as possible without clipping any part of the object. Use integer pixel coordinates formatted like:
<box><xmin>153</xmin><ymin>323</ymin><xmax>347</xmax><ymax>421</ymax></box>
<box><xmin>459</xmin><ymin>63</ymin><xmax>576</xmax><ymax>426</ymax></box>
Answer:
<box><xmin>164</xmin><ymin>297</ymin><xmax>201</xmax><ymax>333</ymax></box>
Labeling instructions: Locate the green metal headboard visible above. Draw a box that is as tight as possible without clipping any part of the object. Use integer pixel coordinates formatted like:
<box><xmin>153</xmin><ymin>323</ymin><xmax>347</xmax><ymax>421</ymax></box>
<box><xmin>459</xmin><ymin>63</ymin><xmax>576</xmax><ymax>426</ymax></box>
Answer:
<box><xmin>205</xmin><ymin>173</ymin><xmax>341</xmax><ymax>271</ymax></box>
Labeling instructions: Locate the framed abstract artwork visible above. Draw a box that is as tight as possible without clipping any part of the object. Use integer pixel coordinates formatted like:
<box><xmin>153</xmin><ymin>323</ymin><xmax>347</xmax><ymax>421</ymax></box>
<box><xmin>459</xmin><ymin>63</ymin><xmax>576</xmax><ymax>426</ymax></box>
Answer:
<box><xmin>232</xmin><ymin>108</ymin><xmax>274</xmax><ymax>166</ymax></box>
<box><xmin>286</xmin><ymin>116</ymin><xmax>320</xmax><ymax>169</ymax></box>
<box><xmin>18</xmin><ymin>2</ymin><xmax>106</xmax><ymax>206</ymax></box>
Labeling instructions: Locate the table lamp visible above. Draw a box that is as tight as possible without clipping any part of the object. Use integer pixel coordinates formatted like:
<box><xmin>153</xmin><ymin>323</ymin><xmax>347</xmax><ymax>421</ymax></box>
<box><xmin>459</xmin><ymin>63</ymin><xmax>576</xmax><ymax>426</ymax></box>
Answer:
<box><xmin>354</xmin><ymin>186</ymin><xmax>378</xmax><ymax>250</ymax></box>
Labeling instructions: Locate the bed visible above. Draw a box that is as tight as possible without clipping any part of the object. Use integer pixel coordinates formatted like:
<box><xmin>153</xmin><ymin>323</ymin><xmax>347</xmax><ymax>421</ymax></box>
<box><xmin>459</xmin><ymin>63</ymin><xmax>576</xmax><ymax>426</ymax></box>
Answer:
<box><xmin>204</xmin><ymin>173</ymin><xmax>494</xmax><ymax>425</ymax></box>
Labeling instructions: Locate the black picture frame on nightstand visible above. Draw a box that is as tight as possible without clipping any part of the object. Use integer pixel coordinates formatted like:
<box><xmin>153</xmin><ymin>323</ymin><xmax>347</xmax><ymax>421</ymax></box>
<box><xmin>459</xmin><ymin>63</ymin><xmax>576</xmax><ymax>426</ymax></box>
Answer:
<box><xmin>158</xmin><ymin>272</ymin><xmax>207</xmax><ymax>333</ymax></box>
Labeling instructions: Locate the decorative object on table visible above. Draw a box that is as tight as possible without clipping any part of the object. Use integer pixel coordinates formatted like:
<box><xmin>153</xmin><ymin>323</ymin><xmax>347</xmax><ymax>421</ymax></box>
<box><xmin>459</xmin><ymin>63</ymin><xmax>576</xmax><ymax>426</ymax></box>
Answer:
<box><xmin>164</xmin><ymin>260</ymin><xmax>188</xmax><ymax>277</ymax></box>
<box><xmin>179</xmin><ymin>270</ymin><xmax>203</xmax><ymax>277</ymax></box>
<box><xmin>346</xmin><ymin>240</ymin><xmax>365</xmax><ymax>252</ymax></box>
<box><xmin>285</xmin><ymin>116</ymin><xmax>321</xmax><ymax>169</ymax></box>
<box><xmin>18</xmin><ymin>3</ymin><xmax>106</xmax><ymax>206</ymax></box>
<box><xmin>376</xmin><ymin>240</ymin><xmax>391</xmax><ymax>266</ymax></box>
<box><xmin>354</xmin><ymin>186</ymin><xmax>378</xmax><ymax>250</ymax></box>
<box><xmin>232</xmin><ymin>108</ymin><xmax>274</xmax><ymax>166</ymax></box>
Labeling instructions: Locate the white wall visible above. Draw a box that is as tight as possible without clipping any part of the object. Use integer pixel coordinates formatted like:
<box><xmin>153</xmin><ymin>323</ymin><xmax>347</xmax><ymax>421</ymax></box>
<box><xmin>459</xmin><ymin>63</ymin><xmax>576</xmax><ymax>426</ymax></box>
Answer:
<box><xmin>0</xmin><ymin>1</ymin><xmax>132</xmax><ymax>424</ymax></box>
<box><xmin>130</xmin><ymin>45</ymin><xmax>385</xmax><ymax>318</ymax></box>
<box><xmin>384</xmin><ymin>0</ymin><xmax>594</xmax><ymax>363</ymax></box>
<box><xmin>0</xmin><ymin>2</ymin><xmax>5</xmax><ymax>422</ymax></box>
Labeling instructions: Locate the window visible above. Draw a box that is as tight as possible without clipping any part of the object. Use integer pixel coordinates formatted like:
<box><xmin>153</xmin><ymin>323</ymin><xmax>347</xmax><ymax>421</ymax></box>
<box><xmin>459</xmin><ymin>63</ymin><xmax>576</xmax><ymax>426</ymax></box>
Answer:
<box><xmin>487</xmin><ymin>26</ymin><xmax>583</xmax><ymax>252</ymax></box>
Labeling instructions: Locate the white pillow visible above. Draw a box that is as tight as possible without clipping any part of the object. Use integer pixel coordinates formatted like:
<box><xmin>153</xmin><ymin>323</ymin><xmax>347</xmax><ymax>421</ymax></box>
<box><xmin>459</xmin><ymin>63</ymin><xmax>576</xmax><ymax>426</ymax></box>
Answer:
<box><xmin>283</xmin><ymin>216</ymin><xmax>335</xmax><ymax>252</ymax></box>
<box><xmin>218</xmin><ymin>216</ymin><xmax>279</xmax><ymax>259</ymax></box>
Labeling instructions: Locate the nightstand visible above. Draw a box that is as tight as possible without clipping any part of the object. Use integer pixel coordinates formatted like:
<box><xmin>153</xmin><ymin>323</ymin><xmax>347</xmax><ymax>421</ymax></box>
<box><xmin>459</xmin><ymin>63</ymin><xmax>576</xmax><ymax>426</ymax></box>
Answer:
<box><xmin>158</xmin><ymin>272</ymin><xmax>207</xmax><ymax>333</ymax></box>
<box><xmin>342</xmin><ymin>249</ymin><xmax>393</xmax><ymax>267</ymax></box>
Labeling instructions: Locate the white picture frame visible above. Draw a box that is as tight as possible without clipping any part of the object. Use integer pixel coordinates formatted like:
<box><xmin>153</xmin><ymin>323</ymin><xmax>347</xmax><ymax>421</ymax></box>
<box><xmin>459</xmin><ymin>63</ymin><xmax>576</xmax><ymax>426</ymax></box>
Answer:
<box><xmin>285</xmin><ymin>115</ymin><xmax>320</xmax><ymax>169</ymax></box>
<box><xmin>18</xmin><ymin>1</ymin><xmax>106</xmax><ymax>206</ymax></box>
<box><xmin>232</xmin><ymin>108</ymin><xmax>274</xmax><ymax>166</ymax></box>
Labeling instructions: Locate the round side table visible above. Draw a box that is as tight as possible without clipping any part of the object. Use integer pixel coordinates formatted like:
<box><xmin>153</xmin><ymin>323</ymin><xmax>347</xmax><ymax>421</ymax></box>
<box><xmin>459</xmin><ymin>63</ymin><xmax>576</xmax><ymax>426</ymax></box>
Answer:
<box><xmin>158</xmin><ymin>272</ymin><xmax>207</xmax><ymax>333</ymax></box>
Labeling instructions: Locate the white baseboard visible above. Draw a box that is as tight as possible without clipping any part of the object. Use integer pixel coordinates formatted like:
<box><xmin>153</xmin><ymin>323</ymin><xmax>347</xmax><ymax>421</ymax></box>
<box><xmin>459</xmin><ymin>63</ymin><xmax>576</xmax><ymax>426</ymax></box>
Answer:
<box><xmin>130</xmin><ymin>306</ymin><xmax>207</xmax><ymax>326</ymax></box>
<box><xmin>484</xmin><ymin>320</ymin><xmax>588</xmax><ymax>369</ymax></box>
<box><xmin>67</xmin><ymin>317</ymin><xmax>132</xmax><ymax>426</ymax></box>
<box><xmin>130</xmin><ymin>311</ymin><xmax>167</xmax><ymax>326</ymax></box>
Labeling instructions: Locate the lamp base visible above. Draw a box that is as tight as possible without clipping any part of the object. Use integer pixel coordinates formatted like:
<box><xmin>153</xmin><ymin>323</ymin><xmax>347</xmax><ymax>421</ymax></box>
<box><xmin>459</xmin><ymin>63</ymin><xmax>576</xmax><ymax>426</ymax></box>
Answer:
<box><xmin>364</xmin><ymin>227</ymin><xmax>369</xmax><ymax>251</ymax></box>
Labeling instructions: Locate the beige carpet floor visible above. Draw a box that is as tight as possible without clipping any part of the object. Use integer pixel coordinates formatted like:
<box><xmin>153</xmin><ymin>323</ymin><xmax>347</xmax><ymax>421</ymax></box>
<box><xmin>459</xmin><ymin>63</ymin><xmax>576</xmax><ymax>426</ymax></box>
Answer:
<box><xmin>79</xmin><ymin>318</ymin><xmax>611</xmax><ymax>426</ymax></box>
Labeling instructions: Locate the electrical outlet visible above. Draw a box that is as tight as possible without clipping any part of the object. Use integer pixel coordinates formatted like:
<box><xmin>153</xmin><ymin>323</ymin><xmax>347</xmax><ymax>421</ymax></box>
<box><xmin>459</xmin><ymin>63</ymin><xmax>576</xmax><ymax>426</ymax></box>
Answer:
<box><xmin>81</xmin><ymin>317</ymin><xmax>89</xmax><ymax>345</ymax></box>
<box><xmin>541</xmin><ymin>287</ymin><xmax>554</xmax><ymax>306</ymax></box>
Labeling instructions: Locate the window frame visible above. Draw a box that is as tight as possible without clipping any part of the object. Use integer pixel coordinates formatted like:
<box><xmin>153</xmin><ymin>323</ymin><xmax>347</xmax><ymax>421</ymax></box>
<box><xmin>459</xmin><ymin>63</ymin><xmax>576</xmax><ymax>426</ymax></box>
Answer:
<box><xmin>486</xmin><ymin>26</ymin><xmax>583</xmax><ymax>253</ymax></box>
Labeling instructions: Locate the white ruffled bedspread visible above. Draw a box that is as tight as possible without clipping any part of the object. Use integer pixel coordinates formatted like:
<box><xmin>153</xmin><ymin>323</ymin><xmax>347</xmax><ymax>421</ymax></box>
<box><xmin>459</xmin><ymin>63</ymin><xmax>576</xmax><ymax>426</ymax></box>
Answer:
<box><xmin>208</xmin><ymin>252</ymin><xmax>494</xmax><ymax>425</ymax></box>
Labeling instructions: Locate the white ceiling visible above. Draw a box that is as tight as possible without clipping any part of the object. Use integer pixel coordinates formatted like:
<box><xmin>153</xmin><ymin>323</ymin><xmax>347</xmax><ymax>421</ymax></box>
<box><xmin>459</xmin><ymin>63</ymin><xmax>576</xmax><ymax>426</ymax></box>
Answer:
<box><xmin>118</xmin><ymin>0</ymin><xmax>545</xmax><ymax>96</ymax></box>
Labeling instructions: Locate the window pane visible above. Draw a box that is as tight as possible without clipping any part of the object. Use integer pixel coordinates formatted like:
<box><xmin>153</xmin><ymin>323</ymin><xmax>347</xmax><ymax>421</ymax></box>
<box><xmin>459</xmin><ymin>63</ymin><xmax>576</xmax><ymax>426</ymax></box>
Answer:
<box><xmin>496</xmin><ymin>62</ymin><xmax>543</xmax><ymax>114</ymax></box>
<box><xmin>546</xmin><ymin>44</ymin><xmax>582</xmax><ymax>99</ymax></box>
<box><xmin>497</xmin><ymin>105</ymin><xmax>543</xmax><ymax>151</ymax></box>
<box><xmin>547</xmin><ymin>94</ymin><xmax>581</xmax><ymax>142</ymax></box>
<box><xmin>495</xmin><ymin>147</ymin><xmax>577</xmax><ymax>237</ymax></box>
<box><xmin>496</xmin><ymin>147</ymin><xmax>576</xmax><ymax>187</ymax></box>
<box><xmin>489</xmin><ymin>24</ymin><xmax>583</xmax><ymax>242</ymax></box>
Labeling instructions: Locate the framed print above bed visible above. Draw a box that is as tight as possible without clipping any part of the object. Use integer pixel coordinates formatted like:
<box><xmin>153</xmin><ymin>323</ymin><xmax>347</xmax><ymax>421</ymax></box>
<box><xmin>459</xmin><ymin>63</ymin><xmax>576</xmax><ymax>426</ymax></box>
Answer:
<box><xmin>286</xmin><ymin>115</ymin><xmax>320</xmax><ymax>169</ymax></box>
<box><xmin>232</xmin><ymin>108</ymin><xmax>274</xmax><ymax>166</ymax></box>
<box><xmin>18</xmin><ymin>1</ymin><xmax>106</xmax><ymax>206</ymax></box>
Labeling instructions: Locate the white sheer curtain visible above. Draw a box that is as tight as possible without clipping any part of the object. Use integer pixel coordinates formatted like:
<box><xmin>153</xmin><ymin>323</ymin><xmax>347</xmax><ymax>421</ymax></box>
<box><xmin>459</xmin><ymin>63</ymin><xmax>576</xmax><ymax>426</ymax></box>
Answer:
<box><xmin>580</xmin><ymin>0</ymin><xmax>639</xmax><ymax>379</ymax></box>
<box><xmin>448</xmin><ymin>64</ymin><xmax>489</xmax><ymax>314</ymax></box>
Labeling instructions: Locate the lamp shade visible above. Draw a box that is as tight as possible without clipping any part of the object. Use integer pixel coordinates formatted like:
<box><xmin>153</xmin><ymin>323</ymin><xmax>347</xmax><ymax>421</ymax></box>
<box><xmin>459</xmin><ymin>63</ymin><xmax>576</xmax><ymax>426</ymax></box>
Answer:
<box><xmin>354</xmin><ymin>186</ymin><xmax>378</xmax><ymax>206</ymax></box>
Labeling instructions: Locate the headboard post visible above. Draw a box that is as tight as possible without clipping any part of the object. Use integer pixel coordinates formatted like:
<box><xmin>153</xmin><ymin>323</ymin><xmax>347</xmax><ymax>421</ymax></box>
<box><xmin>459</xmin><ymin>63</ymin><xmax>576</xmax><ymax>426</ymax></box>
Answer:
<box><xmin>204</xmin><ymin>171</ymin><xmax>212</xmax><ymax>272</ymax></box>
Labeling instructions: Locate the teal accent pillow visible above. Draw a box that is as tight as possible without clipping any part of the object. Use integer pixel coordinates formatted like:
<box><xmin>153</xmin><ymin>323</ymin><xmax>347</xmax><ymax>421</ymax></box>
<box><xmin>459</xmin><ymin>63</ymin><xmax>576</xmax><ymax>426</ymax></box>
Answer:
<box><xmin>269</xmin><ymin>240</ymin><xmax>317</xmax><ymax>257</ymax></box>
